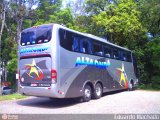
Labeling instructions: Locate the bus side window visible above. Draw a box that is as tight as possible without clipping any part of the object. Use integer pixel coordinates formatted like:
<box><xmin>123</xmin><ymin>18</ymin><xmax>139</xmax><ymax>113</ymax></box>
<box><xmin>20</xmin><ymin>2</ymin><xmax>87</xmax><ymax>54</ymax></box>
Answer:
<box><xmin>121</xmin><ymin>51</ymin><xmax>127</xmax><ymax>61</ymax></box>
<box><xmin>113</xmin><ymin>49</ymin><xmax>120</xmax><ymax>60</ymax></box>
<box><xmin>59</xmin><ymin>29</ymin><xmax>74</xmax><ymax>51</ymax></box>
<box><xmin>88</xmin><ymin>40</ymin><xmax>92</xmax><ymax>54</ymax></box>
<box><xmin>93</xmin><ymin>43</ymin><xmax>103</xmax><ymax>56</ymax></box>
<box><xmin>126</xmin><ymin>52</ymin><xmax>131</xmax><ymax>62</ymax></box>
<box><xmin>46</xmin><ymin>30</ymin><xmax>52</xmax><ymax>41</ymax></box>
<box><xmin>80</xmin><ymin>38</ymin><xmax>92</xmax><ymax>54</ymax></box>
<box><xmin>104</xmin><ymin>47</ymin><xmax>111</xmax><ymax>58</ymax></box>
<box><xmin>72</xmin><ymin>37</ymin><xmax>79</xmax><ymax>52</ymax></box>
<box><xmin>121</xmin><ymin>51</ymin><xmax>132</xmax><ymax>62</ymax></box>
<box><xmin>80</xmin><ymin>40</ymin><xmax>84</xmax><ymax>53</ymax></box>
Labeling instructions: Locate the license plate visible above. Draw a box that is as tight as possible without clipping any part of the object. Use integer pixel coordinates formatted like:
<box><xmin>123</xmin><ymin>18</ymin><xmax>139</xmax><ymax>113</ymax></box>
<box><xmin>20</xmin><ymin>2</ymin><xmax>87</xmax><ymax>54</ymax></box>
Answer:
<box><xmin>30</xmin><ymin>83</ymin><xmax>37</xmax><ymax>87</ymax></box>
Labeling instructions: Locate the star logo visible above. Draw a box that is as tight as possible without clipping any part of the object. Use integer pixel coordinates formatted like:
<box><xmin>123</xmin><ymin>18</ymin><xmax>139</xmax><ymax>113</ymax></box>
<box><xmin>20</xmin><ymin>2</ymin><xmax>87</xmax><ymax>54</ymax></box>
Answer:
<box><xmin>116</xmin><ymin>63</ymin><xmax>128</xmax><ymax>88</ymax></box>
<box><xmin>25</xmin><ymin>59</ymin><xmax>44</xmax><ymax>80</ymax></box>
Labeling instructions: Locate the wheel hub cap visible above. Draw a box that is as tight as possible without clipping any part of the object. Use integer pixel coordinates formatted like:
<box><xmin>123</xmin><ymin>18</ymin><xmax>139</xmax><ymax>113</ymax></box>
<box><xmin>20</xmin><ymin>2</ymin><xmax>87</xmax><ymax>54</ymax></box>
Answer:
<box><xmin>85</xmin><ymin>89</ymin><xmax>91</xmax><ymax>98</ymax></box>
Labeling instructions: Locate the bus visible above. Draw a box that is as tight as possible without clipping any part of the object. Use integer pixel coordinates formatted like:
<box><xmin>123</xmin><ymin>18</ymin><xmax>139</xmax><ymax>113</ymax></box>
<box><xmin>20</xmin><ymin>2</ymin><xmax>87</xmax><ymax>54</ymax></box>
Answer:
<box><xmin>18</xmin><ymin>23</ymin><xmax>138</xmax><ymax>102</ymax></box>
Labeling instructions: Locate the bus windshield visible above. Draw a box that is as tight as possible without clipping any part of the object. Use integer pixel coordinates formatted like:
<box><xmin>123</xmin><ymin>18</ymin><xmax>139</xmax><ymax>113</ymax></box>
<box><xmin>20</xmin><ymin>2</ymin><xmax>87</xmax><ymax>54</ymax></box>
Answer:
<box><xmin>21</xmin><ymin>25</ymin><xmax>52</xmax><ymax>46</ymax></box>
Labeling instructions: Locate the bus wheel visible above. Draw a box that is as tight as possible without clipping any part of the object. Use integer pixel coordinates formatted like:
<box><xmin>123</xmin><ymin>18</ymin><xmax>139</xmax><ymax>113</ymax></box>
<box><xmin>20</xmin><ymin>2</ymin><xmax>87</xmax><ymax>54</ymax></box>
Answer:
<box><xmin>93</xmin><ymin>83</ymin><xmax>102</xmax><ymax>99</ymax></box>
<box><xmin>82</xmin><ymin>85</ymin><xmax>92</xmax><ymax>102</ymax></box>
<box><xmin>128</xmin><ymin>82</ymin><xmax>133</xmax><ymax>91</ymax></box>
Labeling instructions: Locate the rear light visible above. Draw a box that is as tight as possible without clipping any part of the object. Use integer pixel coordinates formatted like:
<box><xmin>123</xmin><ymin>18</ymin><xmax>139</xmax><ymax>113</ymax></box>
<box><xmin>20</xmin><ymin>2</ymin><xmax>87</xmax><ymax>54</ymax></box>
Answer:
<box><xmin>58</xmin><ymin>90</ymin><xmax>64</xmax><ymax>95</ymax></box>
<box><xmin>48</xmin><ymin>87</ymin><xmax>51</xmax><ymax>90</ymax></box>
<box><xmin>51</xmin><ymin>69</ymin><xmax>57</xmax><ymax>84</ymax></box>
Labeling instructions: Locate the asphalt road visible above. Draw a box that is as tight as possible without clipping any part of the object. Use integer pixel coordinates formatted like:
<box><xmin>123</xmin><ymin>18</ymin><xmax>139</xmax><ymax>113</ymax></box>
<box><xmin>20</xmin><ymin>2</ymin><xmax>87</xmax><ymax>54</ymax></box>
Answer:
<box><xmin>0</xmin><ymin>90</ymin><xmax>160</xmax><ymax>114</ymax></box>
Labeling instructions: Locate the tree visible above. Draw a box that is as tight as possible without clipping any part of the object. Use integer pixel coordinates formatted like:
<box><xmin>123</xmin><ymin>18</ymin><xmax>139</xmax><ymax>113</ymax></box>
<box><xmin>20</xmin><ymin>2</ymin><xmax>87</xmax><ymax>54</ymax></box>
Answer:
<box><xmin>136</xmin><ymin>0</ymin><xmax>160</xmax><ymax>88</ymax></box>
<box><xmin>65</xmin><ymin>0</ymin><xmax>85</xmax><ymax>17</ymax></box>
<box><xmin>85</xmin><ymin>0</ymin><xmax>109</xmax><ymax>15</ymax></box>
<box><xmin>0</xmin><ymin>0</ymin><xmax>9</xmax><ymax>96</ymax></box>
<box><xmin>70</xmin><ymin>15</ymin><xmax>92</xmax><ymax>33</ymax></box>
<box><xmin>6</xmin><ymin>41</ymin><xmax>17</xmax><ymax>90</ymax></box>
<box><xmin>140</xmin><ymin>37</ymin><xmax>160</xmax><ymax>89</ymax></box>
<box><xmin>138</xmin><ymin>0</ymin><xmax>160</xmax><ymax>37</ymax></box>
<box><xmin>32</xmin><ymin>0</ymin><xmax>74</xmax><ymax>28</ymax></box>
<box><xmin>49</xmin><ymin>8</ymin><xmax>74</xmax><ymax>27</ymax></box>
<box><xmin>33</xmin><ymin>0</ymin><xmax>62</xmax><ymax>25</ymax></box>
<box><xmin>0</xmin><ymin>0</ymin><xmax>38</xmax><ymax>93</ymax></box>
<box><xmin>91</xmin><ymin>0</ymin><xmax>146</xmax><ymax>47</ymax></box>
<box><xmin>8</xmin><ymin>0</ymin><xmax>38</xmax><ymax>43</ymax></box>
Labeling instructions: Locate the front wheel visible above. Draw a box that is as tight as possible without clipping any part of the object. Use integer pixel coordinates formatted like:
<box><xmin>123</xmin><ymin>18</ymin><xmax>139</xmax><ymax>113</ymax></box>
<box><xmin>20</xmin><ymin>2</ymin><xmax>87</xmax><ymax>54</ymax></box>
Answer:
<box><xmin>93</xmin><ymin>83</ymin><xmax>103</xmax><ymax>99</ymax></box>
<box><xmin>128</xmin><ymin>82</ymin><xmax>133</xmax><ymax>91</ymax></box>
<box><xmin>82</xmin><ymin>85</ymin><xmax>92</xmax><ymax>102</ymax></box>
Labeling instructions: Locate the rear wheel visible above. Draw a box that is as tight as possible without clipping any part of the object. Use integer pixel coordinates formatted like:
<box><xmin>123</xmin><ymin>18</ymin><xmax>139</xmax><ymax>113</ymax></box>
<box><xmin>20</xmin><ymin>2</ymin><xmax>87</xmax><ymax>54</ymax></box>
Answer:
<box><xmin>93</xmin><ymin>83</ymin><xmax>102</xmax><ymax>99</ymax></box>
<box><xmin>82</xmin><ymin>85</ymin><xmax>92</xmax><ymax>102</ymax></box>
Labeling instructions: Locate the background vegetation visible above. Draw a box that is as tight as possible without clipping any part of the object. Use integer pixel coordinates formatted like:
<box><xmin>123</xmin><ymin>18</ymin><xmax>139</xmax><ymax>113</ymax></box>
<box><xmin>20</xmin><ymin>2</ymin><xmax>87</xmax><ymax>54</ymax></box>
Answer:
<box><xmin>0</xmin><ymin>0</ymin><xmax>159</xmax><ymax>90</ymax></box>
<box><xmin>0</xmin><ymin>93</ymin><xmax>27</xmax><ymax>101</ymax></box>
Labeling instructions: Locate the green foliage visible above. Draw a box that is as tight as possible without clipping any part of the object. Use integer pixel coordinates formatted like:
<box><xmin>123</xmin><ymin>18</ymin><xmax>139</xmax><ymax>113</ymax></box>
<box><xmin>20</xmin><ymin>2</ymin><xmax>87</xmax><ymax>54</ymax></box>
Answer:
<box><xmin>6</xmin><ymin>43</ymin><xmax>18</xmax><ymax>88</ymax></box>
<box><xmin>143</xmin><ymin>37</ymin><xmax>160</xmax><ymax>89</ymax></box>
<box><xmin>150</xmin><ymin>38</ymin><xmax>160</xmax><ymax>69</ymax></box>
<box><xmin>92</xmin><ymin>0</ymin><xmax>147</xmax><ymax>47</ymax></box>
<box><xmin>33</xmin><ymin>0</ymin><xmax>63</xmax><ymax>25</ymax></box>
<box><xmin>138</xmin><ymin>83</ymin><xmax>160</xmax><ymax>90</ymax></box>
<box><xmin>70</xmin><ymin>15</ymin><xmax>92</xmax><ymax>33</ymax></box>
<box><xmin>23</xmin><ymin>19</ymin><xmax>32</xmax><ymax>29</ymax></box>
<box><xmin>49</xmin><ymin>8</ymin><xmax>74</xmax><ymax>27</ymax></box>
<box><xmin>139</xmin><ymin>0</ymin><xmax>160</xmax><ymax>37</ymax></box>
<box><xmin>134</xmin><ymin>36</ymin><xmax>160</xmax><ymax>90</ymax></box>
<box><xmin>85</xmin><ymin>0</ymin><xmax>107</xmax><ymax>14</ymax></box>
<box><xmin>0</xmin><ymin>93</ymin><xmax>27</xmax><ymax>101</ymax></box>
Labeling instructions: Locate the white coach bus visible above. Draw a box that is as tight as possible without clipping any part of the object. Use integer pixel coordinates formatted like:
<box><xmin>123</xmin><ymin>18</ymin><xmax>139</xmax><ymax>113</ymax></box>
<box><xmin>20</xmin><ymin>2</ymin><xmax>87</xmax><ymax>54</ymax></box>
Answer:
<box><xmin>18</xmin><ymin>23</ymin><xmax>138</xmax><ymax>102</ymax></box>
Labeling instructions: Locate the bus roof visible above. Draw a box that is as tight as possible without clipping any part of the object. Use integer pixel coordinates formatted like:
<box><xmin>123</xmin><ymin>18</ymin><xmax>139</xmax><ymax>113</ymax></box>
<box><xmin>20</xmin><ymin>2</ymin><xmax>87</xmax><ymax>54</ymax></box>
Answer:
<box><xmin>29</xmin><ymin>23</ymin><xmax>131</xmax><ymax>52</ymax></box>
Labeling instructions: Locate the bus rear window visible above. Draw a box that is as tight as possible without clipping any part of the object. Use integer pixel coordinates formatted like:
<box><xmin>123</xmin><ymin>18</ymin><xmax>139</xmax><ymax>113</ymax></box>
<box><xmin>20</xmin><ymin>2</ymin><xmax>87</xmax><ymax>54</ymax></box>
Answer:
<box><xmin>21</xmin><ymin>25</ymin><xmax>52</xmax><ymax>46</ymax></box>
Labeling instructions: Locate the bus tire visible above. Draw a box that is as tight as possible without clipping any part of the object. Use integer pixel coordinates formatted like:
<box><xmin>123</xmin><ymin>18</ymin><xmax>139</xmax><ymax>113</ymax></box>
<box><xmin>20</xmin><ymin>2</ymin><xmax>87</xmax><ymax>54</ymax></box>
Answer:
<box><xmin>82</xmin><ymin>85</ymin><xmax>92</xmax><ymax>102</ymax></box>
<box><xmin>128</xmin><ymin>81</ymin><xmax>134</xmax><ymax>91</ymax></box>
<box><xmin>93</xmin><ymin>83</ymin><xmax>102</xmax><ymax>99</ymax></box>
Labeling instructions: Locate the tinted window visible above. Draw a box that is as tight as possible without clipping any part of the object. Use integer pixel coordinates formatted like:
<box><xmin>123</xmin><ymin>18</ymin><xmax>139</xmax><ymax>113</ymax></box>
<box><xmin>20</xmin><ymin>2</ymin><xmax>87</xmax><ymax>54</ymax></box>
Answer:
<box><xmin>126</xmin><ymin>52</ymin><xmax>132</xmax><ymax>62</ymax></box>
<box><xmin>21</xmin><ymin>25</ymin><xmax>52</xmax><ymax>46</ymax></box>
<box><xmin>59</xmin><ymin>29</ymin><xmax>74</xmax><ymax>51</ymax></box>
<box><xmin>113</xmin><ymin>49</ymin><xmax>120</xmax><ymax>60</ymax></box>
<box><xmin>121</xmin><ymin>51</ymin><xmax>131</xmax><ymax>62</ymax></box>
<box><xmin>93</xmin><ymin>42</ymin><xmax>103</xmax><ymax>56</ymax></box>
<box><xmin>59</xmin><ymin>28</ymin><xmax>131</xmax><ymax>61</ymax></box>
<box><xmin>3</xmin><ymin>87</ymin><xmax>11</xmax><ymax>90</ymax></box>
<box><xmin>80</xmin><ymin>38</ymin><xmax>92</xmax><ymax>54</ymax></box>
<box><xmin>59</xmin><ymin>29</ymin><xmax>93</xmax><ymax>54</ymax></box>
<box><xmin>72</xmin><ymin>37</ymin><xmax>79</xmax><ymax>52</ymax></box>
<box><xmin>104</xmin><ymin>46</ymin><xmax>112</xmax><ymax>58</ymax></box>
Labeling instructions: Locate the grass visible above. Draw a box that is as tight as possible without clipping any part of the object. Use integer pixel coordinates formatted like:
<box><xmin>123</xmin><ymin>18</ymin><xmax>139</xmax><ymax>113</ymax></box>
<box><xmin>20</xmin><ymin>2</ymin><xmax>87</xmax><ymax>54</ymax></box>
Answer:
<box><xmin>0</xmin><ymin>93</ymin><xmax>27</xmax><ymax>101</ymax></box>
<box><xmin>138</xmin><ymin>84</ymin><xmax>160</xmax><ymax>91</ymax></box>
